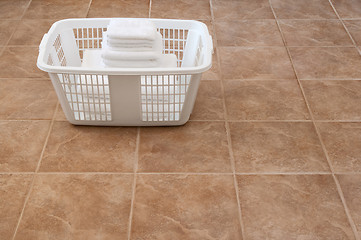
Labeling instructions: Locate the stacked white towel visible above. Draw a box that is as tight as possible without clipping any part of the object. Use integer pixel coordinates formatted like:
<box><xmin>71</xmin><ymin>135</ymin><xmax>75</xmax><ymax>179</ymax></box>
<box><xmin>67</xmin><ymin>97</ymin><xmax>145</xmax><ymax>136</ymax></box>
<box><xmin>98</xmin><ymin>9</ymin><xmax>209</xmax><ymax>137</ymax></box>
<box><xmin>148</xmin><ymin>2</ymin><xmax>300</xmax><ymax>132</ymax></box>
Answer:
<box><xmin>101</xmin><ymin>19</ymin><xmax>162</xmax><ymax>68</ymax></box>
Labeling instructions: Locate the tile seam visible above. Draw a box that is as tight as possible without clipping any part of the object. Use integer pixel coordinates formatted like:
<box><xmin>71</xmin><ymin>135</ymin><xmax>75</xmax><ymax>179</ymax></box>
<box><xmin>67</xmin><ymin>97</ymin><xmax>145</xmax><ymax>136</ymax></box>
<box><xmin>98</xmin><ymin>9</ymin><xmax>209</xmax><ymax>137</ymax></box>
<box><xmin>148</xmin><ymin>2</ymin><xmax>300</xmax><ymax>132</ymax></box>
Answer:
<box><xmin>85</xmin><ymin>0</ymin><xmax>93</xmax><ymax>18</ymax></box>
<box><xmin>209</xmin><ymin>0</ymin><xmax>246</xmax><ymax>238</ymax></box>
<box><xmin>269</xmin><ymin>1</ymin><xmax>360</xmax><ymax>239</ymax></box>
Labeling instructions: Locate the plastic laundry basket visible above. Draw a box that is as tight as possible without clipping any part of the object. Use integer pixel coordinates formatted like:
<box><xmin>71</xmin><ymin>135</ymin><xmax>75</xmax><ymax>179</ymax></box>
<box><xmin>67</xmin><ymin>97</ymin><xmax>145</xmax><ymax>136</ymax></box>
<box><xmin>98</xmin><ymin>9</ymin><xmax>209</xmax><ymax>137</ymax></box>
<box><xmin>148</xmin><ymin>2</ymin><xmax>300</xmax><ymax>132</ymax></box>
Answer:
<box><xmin>37</xmin><ymin>18</ymin><xmax>213</xmax><ymax>126</ymax></box>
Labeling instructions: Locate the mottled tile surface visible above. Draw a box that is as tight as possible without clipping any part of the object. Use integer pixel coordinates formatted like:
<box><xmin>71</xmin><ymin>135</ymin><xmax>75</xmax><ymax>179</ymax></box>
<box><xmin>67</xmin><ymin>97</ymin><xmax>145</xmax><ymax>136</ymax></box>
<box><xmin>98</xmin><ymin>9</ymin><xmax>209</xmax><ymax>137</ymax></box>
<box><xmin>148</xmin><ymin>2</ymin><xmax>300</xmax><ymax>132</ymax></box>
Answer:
<box><xmin>317</xmin><ymin>123</ymin><xmax>361</xmax><ymax>173</ymax></box>
<box><xmin>237</xmin><ymin>175</ymin><xmax>355</xmax><ymax>239</ymax></box>
<box><xmin>0</xmin><ymin>47</ymin><xmax>48</xmax><ymax>78</ymax></box>
<box><xmin>215</xmin><ymin>20</ymin><xmax>284</xmax><ymax>46</ymax></box>
<box><xmin>40</xmin><ymin>122</ymin><xmax>137</xmax><ymax>172</ymax></box>
<box><xmin>0</xmin><ymin>79</ymin><xmax>57</xmax><ymax>120</ymax></box>
<box><xmin>337</xmin><ymin>174</ymin><xmax>361</xmax><ymax>235</ymax></box>
<box><xmin>9</xmin><ymin>19</ymin><xmax>56</xmax><ymax>46</ymax></box>
<box><xmin>151</xmin><ymin>0</ymin><xmax>211</xmax><ymax>20</ymax></box>
<box><xmin>224</xmin><ymin>80</ymin><xmax>309</xmax><ymax>120</ymax></box>
<box><xmin>302</xmin><ymin>80</ymin><xmax>361</xmax><ymax>120</ymax></box>
<box><xmin>131</xmin><ymin>174</ymin><xmax>242</xmax><ymax>240</ymax></box>
<box><xmin>0</xmin><ymin>174</ymin><xmax>33</xmax><ymax>240</ymax></box>
<box><xmin>88</xmin><ymin>0</ymin><xmax>149</xmax><ymax>18</ymax></box>
<box><xmin>289</xmin><ymin>47</ymin><xmax>361</xmax><ymax>79</ymax></box>
<box><xmin>190</xmin><ymin>80</ymin><xmax>224</xmax><ymax>120</ymax></box>
<box><xmin>0</xmin><ymin>20</ymin><xmax>18</xmax><ymax>46</ymax></box>
<box><xmin>279</xmin><ymin>20</ymin><xmax>352</xmax><ymax>46</ymax></box>
<box><xmin>271</xmin><ymin>0</ymin><xmax>337</xmax><ymax>19</ymax></box>
<box><xmin>23</xmin><ymin>0</ymin><xmax>90</xmax><ymax>19</ymax></box>
<box><xmin>219</xmin><ymin>47</ymin><xmax>295</xmax><ymax>80</ymax></box>
<box><xmin>0</xmin><ymin>121</ymin><xmax>50</xmax><ymax>172</ymax></box>
<box><xmin>331</xmin><ymin>0</ymin><xmax>361</xmax><ymax>18</ymax></box>
<box><xmin>138</xmin><ymin>122</ymin><xmax>231</xmax><ymax>173</ymax></box>
<box><xmin>345</xmin><ymin>20</ymin><xmax>361</xmax><ymax>46</ymax></box>
<box><xmin>0</xmin><ymin>0</ymin><xmax>30</xmax><ymax>19</ymax></box>
<box><xmin>213</xmin><ymin>0</ymin><xmax>274</xmax><ymax>20</ymax></box>
<box><xmin>230</xmin><ymin>122</ymin><xmax>329</xmax><ymax>173</ymax></box>
<box><xmin>15</xmin><ymin>174</ymin><xmax>133</xmax><ymax>240</ymax></box>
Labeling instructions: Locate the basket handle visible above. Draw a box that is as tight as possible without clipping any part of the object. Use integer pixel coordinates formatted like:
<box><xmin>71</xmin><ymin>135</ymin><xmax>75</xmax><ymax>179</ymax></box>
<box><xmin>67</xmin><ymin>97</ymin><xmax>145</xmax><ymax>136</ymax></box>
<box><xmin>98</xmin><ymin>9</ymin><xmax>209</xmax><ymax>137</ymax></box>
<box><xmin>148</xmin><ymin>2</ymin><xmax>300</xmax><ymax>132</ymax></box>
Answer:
<box><xmin>207</xmin><ymin>34</ymin><xmax>214</xmax><ymax>54</ymax></box>
<box><xmin>39</xmin><ymin>33</ymin><xmax>48</xmax><ymax>51</ymax></box>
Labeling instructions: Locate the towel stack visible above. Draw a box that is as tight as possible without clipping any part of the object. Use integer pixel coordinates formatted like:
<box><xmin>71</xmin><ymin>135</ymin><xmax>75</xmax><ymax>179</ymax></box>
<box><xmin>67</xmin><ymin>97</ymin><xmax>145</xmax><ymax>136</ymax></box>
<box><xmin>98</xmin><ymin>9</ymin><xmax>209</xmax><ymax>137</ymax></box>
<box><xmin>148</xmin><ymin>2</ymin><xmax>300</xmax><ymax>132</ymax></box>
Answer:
<box><xmin>101</xmin><ymin>19</ymin><xmax>162</xmax><ymax>68</ymax></box>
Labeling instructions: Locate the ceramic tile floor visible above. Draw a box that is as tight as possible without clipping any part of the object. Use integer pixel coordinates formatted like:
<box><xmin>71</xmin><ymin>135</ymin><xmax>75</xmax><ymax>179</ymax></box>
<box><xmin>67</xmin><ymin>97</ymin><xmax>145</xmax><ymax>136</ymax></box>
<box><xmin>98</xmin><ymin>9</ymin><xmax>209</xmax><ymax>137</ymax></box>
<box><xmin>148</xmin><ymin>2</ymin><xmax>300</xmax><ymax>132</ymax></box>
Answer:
<box><xmin>1</xmin><ymin>0</ymin><xmax>361</xmax><ymax>239</ymax></box>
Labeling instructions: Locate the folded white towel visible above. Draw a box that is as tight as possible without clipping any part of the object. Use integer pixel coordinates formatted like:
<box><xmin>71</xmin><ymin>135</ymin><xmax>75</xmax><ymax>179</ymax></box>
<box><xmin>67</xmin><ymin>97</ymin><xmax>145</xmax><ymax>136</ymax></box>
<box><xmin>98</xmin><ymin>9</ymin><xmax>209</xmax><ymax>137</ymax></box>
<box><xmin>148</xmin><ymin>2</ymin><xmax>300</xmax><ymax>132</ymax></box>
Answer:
<box><xmin>107</xmin><ymin>19</ymin><xmax>157</xmax><ymax>41</ymax></box>
<box><xmin>103</xmin><ymin>32</ymin><xmax>163</xmax><ymax>52</ymax></box>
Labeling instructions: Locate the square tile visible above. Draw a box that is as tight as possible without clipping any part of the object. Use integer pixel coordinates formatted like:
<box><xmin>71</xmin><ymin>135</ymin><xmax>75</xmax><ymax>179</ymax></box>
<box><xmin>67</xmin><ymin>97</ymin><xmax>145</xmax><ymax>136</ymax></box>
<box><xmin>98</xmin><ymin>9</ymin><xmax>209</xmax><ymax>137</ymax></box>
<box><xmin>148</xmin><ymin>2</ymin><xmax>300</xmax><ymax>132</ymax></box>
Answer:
<box><xmin>279</xmin><ymin>20</ymin><xmax>353</xmax><ymax>46</ymax></box>
<box><xmin>212</xmin><ymin>0</ymin><xmax>274</xmax><ymax>20</ymax></box>
<box><xmin>23</xmin><ymin>0</ymin><xmax>90</xmax><ymax>19</ymax></box>
<box><xmin>230</xmin><ymin>122</ymin><xmax>329</xmax><ymax>173</ymax></box>
<box><xmin>331</xmin><ymin>0</ymin><xmax>361</xmax><ymax>19</ymax></box>
<box><xmin>138</xmin><ymin>121</ymin><xmax>231</xmax><ymax>173</ymax></box>
<box><xmin>224</xmin><ymin>80</ymin><xmax>309</xmax><ymax>120</ymax></box>
<box><xmin>14</xmin><ymin>174</ymin><xmax>133</xmax><ymax>240</ymax></box>
<box><xmin>0</xmin><ymin>121</ymin><xmax>50</xmax><ymax>172</ymax></box>
<box><xmin>151</xmin><ymin>0</ymin><xmax>211</xmax><ymax>20</ymax></box>
<box><xmin>237</xmin><ymin>175</ymin><xmax>355</xmax><ymax>239</ymax></box>
<box><xmin>190</xmin><ymin>81</ymin><xmax>224</xmax><ymax>120</ymax></box>
<box><xmin>0</xmin><ymin>174</ymin><xmax>33</xmax><ymax>240</ymax></box>
<box><xmin>0</xmin><ymin>20</ymin><xmax>19</xmax><ymax>46</ymax></box>
<box><xmin>131</xmin><ymin>174</ymin><xmax>242</xmax><ymax>239</ymax></box>
<box><xmin>289</xmin><ymin>47</ymin><xmax>361</xmax><ymax>79</ymax></box>
<box><xmin>8</xmin><ymin>19</ymin><xmax>56</xmax><ymax>46</ymax></box>
<box><xmin>87</xmin><ymin>0</ymin><xmax>149</xmax><ymax>18</ymax></box>
<box><xmin>219</xmin><ymin>47</ymin><xmax>295</xmax><ymax>80</ymax></box>
<box><xmin>39</xmin><ymin>122</ymin><xmax>137</xmax><ymax>172</ymax></box>
<box><xmin>344</xmin><ymin>20</ymin><xmax>361</xmax><ymax>46</ymax></box>
<box><xmin>337</xmin><ymin>174</ymin><xmax>361</xmax><ymax>235</ymax></box>
<box><xmin>0</xmin><ymin>0</ymin><xmax>30</xmax><ymax>19</ymax></box>
<box><xmin>302</xmin><ymin>80</ymin><xmax>361</xmax><ymax>120</ymax></box>
<box><xmin>55</xmin><ymin>104</ymin><xmax>67</xmax><ymax>121</ymax></box>
<box><xmin>271</xmin><ymin>0</ymin><xmax>337</xmax><ymax>19</ymax></box>
<box><xmin>215</xmin><ymin>20</ymin><xmax>284</xmax><ymax>47</ymax></box>
<box><xmin>317</xmin><ymin>122</ymin><xmax>361</xmax><ymax>173</ymax></box>
<box><xmin>0</xmin><ymin>47</ymin><xmax>48</xmax><ymax>78</ymax></box>
<box><xmin>0</xmin><ymin>79</ymin><xmax>57</xmax><ymax>120</ymax></box>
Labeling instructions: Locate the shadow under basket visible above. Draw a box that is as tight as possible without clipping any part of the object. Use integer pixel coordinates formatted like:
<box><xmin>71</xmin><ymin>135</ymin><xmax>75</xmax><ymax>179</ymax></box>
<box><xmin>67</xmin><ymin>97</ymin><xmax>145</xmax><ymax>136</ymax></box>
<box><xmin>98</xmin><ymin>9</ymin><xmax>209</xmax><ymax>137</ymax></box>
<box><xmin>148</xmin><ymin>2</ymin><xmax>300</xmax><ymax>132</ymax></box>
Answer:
<box><xmin>37</xmin><ymin>18</ymin><xmax>213</xmax><ymax>126</ymax></box>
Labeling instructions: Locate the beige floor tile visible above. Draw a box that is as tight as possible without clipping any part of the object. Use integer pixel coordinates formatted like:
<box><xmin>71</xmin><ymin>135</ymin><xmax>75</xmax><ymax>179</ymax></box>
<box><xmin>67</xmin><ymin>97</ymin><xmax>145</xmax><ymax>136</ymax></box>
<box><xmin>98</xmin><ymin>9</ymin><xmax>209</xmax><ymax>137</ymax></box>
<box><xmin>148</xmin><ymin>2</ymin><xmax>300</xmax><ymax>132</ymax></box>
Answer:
<box><xmin>0</xmin><ymin>79</ymin><xmax>57</xmax><ymax>120</ymax></box>
<box><xmin>151</xmin><ymin>0</ymin><xmax>210</xmax><ymax>20</ymax></box>
<box><xmin>190</xmin><ymin>81</ymin><xmax>224</xmax><ymax>120</ymax></box>
<box><xmin>0</xmin><ymin>20</ymin><xmax>19</xmax><ymax>46</ymax></box>
<box><xmin>279</xmin><ymin>20</ymin><xmax>353</xmax><ymax>46</ymax></box>
<box><xmin>213</xmin><ymin>0</ymin><xmax>274</xmax><ymax>20</ymax></box>
<box><xmin>131</xmin><ymin>174</ymin><xmax>242</xmax><ymax>240</ymax></box>
<box><xmin>289</xmin><ymin>47</ymin><xmax>361</xmax><ymax>79</ymax></box>
<box><xmin>317</xmin><ymin>122</ymin><xmax>361</xmax><ymax>173</ymax></box>
<box><xmin>344</xmin><ymin>20</ymin><xmax>361</xmax><ymax>46</ymax></box>
<box><xmin>55</xmin><ymin>105</ymin><xmax>67</xmax><ymax>121</ymax></box>
<box><xmin>230</xmin><ymin>122</ymin><xmax>329</xmax><ymax>173</ymax></box>
<box><xmin>87</xmin><ymin>0</ymin><xmax>149</xmax><ymax>18</ymax></box>
<box><xmin>271</xmin><ymin>0</ymin><xmax>337</xmax><ymax>19</ymax></box>
<box><xmin>331</xmin><ymin>0</ymin><xmax>361</xmax><ymax>18</ymax></box>
<box><xmin>0</xmin><ymin>174</ymin><xmax>33</xmax><ymax>240</ymax></box>
<box><xmin>337</xmin><ymin>174</ymin><xmax>361</xmax><ymax>235</ymax></box>
<box><xmin>302</xmin><ymin>80</ymin><xmax>361</xmax><ymax>120</ymax></box>
<box><xmin>219</xmin><ymin>47</ymin><xmax>295</xmax><ymax>80</ymax></box>
<box><xmin>0</xmin><ymin>121</ymin><xmax>50</xmax><ymax>172</ymax></box>
<box><xmin>39</xmin><ymin>122</ymin><xmax>137</xmax><ymax>172</ymax></box>
<box><xmin>0</xmin><ymin>47</ymin><xmax>48</xmax><ymax>78</ymax></box>
<box><xmin>23</xmin><ymin>0</ymin><xmax>90</xmax><ymax>19</ymax></box>
<box><xmin>8</xmin><ymin>19</ymin><xmax>56</xmax><ymax>46</ymax></box>
<box><xmin>224</xmin><ymin>80</ymin><xmax>309</xmax><ymax>120</ymax></box>
<box><xmin>138</xmin><ymin>122</ymin><xmax>231</xmax><ymax>173</ymax></box>
<box><xmin>14</xmin><ymin>174</ymin><xmax>133</xmax><ymax>240</ymax></box>
<box><xmin>215</xmin><ymin>20</ymin><xmax>284</xmax><ymax>46</ymax></box>
<box><xmin>237</xmin><ymin>175</ymin><xmax>355</xmax><ymax>239</ymax></box>
<box><xmin>0</xmin><ymin>0</ymin><xmax>30</xmax><ymax>19</ymax></box>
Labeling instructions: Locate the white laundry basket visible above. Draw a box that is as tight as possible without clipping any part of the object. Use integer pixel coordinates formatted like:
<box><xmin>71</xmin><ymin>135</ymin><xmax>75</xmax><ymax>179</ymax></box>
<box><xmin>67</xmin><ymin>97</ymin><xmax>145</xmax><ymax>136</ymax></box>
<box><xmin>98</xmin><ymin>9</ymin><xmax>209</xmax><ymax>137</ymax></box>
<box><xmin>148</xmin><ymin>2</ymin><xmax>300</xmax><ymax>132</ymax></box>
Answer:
<box><xmin>37</xmin><ymin>18</ymin><xmax>213</xmax><ymax>126</ymax></box>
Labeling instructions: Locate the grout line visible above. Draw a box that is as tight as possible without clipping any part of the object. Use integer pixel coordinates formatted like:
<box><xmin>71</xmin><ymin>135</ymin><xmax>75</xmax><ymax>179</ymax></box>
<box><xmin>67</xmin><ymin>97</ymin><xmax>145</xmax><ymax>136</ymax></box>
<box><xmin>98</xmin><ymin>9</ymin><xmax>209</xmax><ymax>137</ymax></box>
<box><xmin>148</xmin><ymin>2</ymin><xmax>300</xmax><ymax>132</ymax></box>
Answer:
<box><xmin>127</xmin><ymin>127</ymin><xmax>140</xmax><ymax>240</ymax></box>
<box><xmin>11</xmin><ymin>102</ymin><xmax>58</xmax><ymax>240</ymax></box>
<box><xmin>209</xmin><ymin>0</ymin><xmax>246</xmax><ymax>238</ymax></box>
<box><xmin>222</xmin><ymin>77</ymin><xmax>361</xmax><ymax>81</ymax></box>
<box><xmin>85</xmin><ymin>0</ymin><xmax>93</xmax><ymax>18</ymax></box>
<box><xmin>269</xmin><ymin>1</ymin><xmax>360</xmax><ymax>239</ymax></box>
<box><xmin>149</xmin><ymin>0</ymin><xmax>152</xmax><ymax>18</ymax></box>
